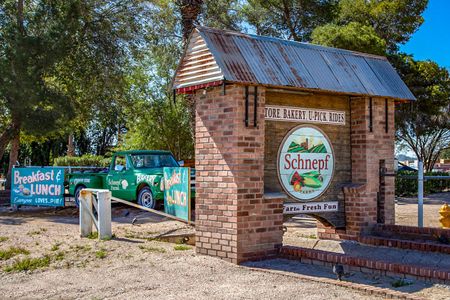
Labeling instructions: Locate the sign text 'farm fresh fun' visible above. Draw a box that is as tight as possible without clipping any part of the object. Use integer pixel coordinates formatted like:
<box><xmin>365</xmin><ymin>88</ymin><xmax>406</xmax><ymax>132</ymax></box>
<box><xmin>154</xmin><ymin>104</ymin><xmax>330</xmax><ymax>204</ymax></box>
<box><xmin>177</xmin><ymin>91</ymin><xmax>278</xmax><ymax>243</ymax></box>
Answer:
<box><xmin>284</xmin><ymin>201</ymin><xmax>338</xmax><ymax>214</ymax></box>
<box><xmin>163</xmin><ymin>167</ymin><xmax>191</xmax><ymax>222</ymax></box>
<box><xmin>11</xmin><ymin>167</ymin><xmax>65</xmax><ymax>207</ymax></box>
<box><xmin>278</xmin><ymin>126</ymin><xmax>334</xmax><ymax>201</ymax></box>
<box><xmin>265</xmin><ymin>105</ymin><xmax>345</xmax><ymax>125</ymax></box>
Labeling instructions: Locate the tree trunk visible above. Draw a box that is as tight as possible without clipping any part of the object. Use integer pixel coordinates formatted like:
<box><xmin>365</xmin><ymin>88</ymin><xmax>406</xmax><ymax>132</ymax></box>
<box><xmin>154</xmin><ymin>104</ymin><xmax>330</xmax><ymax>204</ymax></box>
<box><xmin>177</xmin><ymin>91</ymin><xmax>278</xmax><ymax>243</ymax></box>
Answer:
<box><xmin>6</xmin><ymin>132</ymin><xmax>20</xmax><ymax>190</ymax></box>
<box><xmin>177</xmin><ymin>0</ymin><xmax>204</xmax><ymax>43</ymax></box>
<box><xmin>67</xmin><ymin>133</ymin><xmax>75</xmax><ymax>156</ymax></box>
<box><xmin>0</xmin><ymin>125</ymin><xmax>14</xmax><ymax>160</ymax></box>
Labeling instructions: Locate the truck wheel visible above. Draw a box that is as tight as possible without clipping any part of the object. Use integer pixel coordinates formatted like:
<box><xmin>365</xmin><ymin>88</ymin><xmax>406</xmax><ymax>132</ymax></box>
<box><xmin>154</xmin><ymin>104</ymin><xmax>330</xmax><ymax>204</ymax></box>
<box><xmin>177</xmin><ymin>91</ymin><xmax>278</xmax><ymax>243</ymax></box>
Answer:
<box><xmin>74</xmin><ymin>185</ymin><xmax>85</xmax><ymax>208</ymax></box>
<box><xmin>137</xmin><ymin>187</ymin><xmax>157</xmax><ymax>209</ymax></box>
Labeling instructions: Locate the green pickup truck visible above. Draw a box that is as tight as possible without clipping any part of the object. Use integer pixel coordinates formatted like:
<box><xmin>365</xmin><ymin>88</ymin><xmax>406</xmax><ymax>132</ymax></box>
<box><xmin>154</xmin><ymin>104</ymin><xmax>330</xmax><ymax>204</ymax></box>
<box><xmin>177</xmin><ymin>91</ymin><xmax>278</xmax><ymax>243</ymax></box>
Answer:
<box><xmin>68</xmin><ymin>150</ymin><xmax>191</xmax><ymax>209</ymax></box>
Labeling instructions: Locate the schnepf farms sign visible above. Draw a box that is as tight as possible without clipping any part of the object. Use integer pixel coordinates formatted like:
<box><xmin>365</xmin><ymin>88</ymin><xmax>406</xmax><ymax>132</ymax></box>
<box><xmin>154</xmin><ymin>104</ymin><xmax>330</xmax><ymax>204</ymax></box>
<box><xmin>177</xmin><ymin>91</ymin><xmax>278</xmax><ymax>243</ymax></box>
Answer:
<box><xmin>277</xmin><ymin>125</ymin><xmax>334</xmax><ymax>201</ymax></box>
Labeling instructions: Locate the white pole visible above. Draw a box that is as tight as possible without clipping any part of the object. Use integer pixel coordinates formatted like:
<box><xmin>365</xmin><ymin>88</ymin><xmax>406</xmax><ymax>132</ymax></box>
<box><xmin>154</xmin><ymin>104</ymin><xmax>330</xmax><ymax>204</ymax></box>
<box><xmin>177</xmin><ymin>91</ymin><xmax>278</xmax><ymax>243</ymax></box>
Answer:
<box><xmin>80</xmin><ymin>190</ymin><xmax>93</xmax><ymax>237</ymax></box>
<box><xmin>418</xmin><ymin>161</ymin><xmax>424</xmax><ymax>228</ymax></box>
<box><xmin>97</xmin><ymin>190</ymin><xmax>112</xmax><ymax>240</ymax></box>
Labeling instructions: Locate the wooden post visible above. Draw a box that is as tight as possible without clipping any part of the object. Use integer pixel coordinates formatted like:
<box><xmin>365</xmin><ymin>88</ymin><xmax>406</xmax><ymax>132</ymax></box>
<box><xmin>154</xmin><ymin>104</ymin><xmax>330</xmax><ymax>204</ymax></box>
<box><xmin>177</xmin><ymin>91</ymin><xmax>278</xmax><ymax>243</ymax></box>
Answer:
<box><xmin>97</xmin><ymin>190</ymin><xmax>112</xmax><ymax>240</ymax></box>
<box><xmin>80</xmin><ymin>190</ymin><xmax>93</xmax><ymax>237</ymax></box>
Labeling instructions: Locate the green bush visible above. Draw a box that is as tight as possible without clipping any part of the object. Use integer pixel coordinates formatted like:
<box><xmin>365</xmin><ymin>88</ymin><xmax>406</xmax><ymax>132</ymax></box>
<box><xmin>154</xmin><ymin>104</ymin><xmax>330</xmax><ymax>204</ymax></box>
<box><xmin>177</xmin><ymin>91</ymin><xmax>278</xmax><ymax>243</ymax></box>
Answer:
<box><xmin>53</xmin><ymin>154</ymin><xmax>110</xmax><ymax>167</ymax></box>
<box><xmin>396</xmin><ymin>171</ymin><xmax>450</xmax><ymax>196</ymax></box>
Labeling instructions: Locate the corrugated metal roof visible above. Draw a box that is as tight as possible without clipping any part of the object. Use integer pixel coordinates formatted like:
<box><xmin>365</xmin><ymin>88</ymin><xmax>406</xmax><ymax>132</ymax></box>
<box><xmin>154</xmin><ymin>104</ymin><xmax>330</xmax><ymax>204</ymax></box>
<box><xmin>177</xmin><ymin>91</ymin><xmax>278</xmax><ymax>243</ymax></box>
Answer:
<box><xmin>174</xmin><ymin>27</ymin><xmax>415</xmax><ymax>101</ymax></box>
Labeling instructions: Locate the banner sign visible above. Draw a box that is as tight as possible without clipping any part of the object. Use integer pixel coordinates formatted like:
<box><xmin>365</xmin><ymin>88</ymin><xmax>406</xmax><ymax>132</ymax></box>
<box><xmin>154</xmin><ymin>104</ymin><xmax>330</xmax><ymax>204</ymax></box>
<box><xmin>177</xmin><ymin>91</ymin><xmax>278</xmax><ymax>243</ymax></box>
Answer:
<box><xmin>163</xmin><ymin>167</ymin><xmax>191</xmax><ymax>222</ymax></box>
<box><xmin>265</xmin><ymin>105</ymin><xmax>345</xmax><ymax>125</ymax></box>
<box><xmin>278</xmin><ymin>125</ymin><xmax>334</xmax><ymax>201</ymax></box>
<box><xmin>284</xmin><ymin>201</ymin><xmax>338</xmax><ymax>214</ymax></box>
<box><xmin>11</xmin><ymin>167</ymin><xmax>65</xmax><ymax>207</ymax></box>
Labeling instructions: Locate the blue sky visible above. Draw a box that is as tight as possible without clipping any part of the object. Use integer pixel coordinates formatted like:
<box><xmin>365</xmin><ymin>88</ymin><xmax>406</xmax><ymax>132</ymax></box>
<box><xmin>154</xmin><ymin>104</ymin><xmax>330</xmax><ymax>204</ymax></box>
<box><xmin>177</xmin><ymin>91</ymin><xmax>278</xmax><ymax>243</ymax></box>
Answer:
<box><xmin>400</xmin><ymin>0</ymin><xmax>450</xmax><ymax>70</ymax></box>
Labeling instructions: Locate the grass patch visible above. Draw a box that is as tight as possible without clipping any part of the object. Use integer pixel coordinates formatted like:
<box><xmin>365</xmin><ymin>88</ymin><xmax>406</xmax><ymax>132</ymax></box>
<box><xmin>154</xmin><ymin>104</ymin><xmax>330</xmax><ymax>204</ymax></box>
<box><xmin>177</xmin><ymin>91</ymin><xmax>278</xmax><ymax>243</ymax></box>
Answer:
<box><xmin>101</xmin><ymin>234</ymin><xmax>116</xmax><ymax>241</ymax></box>
<box><xmin>138</xmin><ymin>245</ymin><xmax>166</xmax><ymax>253</ymax></box>
<box><xmin>55</xmin><ymin>251</ymin><xmax>65</xmax><ymax>261</ymax></box>
<box><xmin>391</xmin><ymin>278</ymin><xmax>413</xmax><ymax>288</ymax></box>
<box><xmin>174</xmin><ymin>245</ymin><xmax>192</xmax><ymax>251</ymax></box>
<box><xmin>302</xmin><ymin>234</ymin><xmax>317</xmax><ymax>239</ymax></box>
<box><xmin>3</xmin><ymin>255</ymin><xmax>51</xmax><ymax>272</ymax></box>
<box><xmin>0</xmin><ymin>247</ymin><xmax>30</xmax><ymax>261</ymax></box>
<box><xmin>27</xmin><ymin>228</ymin><xmax>47</xmax><ymax>236</ymax></box>
<box><xmin>87</xmin><ymin>232</ymin><xmax>98</xmax><ymax>239</ymax></box>
<box><xmin>70</xmin><ymin>245</ymin><xmax>92</xmax><ymax>252</ymax></box>
<box><xmin>95</xmin><ymin>249</ymin><xmax>107</xmax><ymax>259</ymax></box>
<box><xmin>0</xmin><ymin>237</ymin><xmax>8</xmax><ymax>243</ymax></box>
<box><xmin>50</xmin><ymin>243</ymin><xmax>61</xmax><ymax>251</ymax></box>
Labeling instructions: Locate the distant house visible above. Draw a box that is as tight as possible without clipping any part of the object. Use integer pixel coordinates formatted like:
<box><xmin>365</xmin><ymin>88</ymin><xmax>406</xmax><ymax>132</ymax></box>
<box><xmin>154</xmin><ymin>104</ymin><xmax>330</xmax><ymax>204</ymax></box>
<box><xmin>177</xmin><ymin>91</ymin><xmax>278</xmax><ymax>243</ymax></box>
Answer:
<box><xmin>433</xmin><ymin>159</ymin><xmax>450</xmax><ymax>173</ymax></box>
<box><xmin>397</xmin><ymin>158</ymin><xmax>450</xmax><ymax>173</ymax></box>
<box><xmin>399</xmin><ymin>159</ymin><xmax>418</xmax><ymax>170</ymax></box>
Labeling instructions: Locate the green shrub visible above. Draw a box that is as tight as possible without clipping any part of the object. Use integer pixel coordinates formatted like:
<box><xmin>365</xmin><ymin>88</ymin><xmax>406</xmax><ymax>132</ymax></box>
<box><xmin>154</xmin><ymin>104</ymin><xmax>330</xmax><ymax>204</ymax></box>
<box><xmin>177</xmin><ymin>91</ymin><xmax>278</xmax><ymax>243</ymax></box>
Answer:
<box><xmin>3</xmin><ymin>255</ymin><xmax>51</xmax><ymax>272</ymax></box>
<box><xmin>0</xmin><ymin>247</ymin><xmax>30</xmax><ymax>260</ymax></box>
<box><xmin>396</xmin><ymin>171</ymin><xmax>450</xmax><ymax>196</ymax></box>
<box><xmin>174</xmin><ymin>245</ymin><xmax>191</xmax><ymax>251</ymax></box>
<box><xmin>95</xmin><ymin>249</ymin><xmax>107</xmax><ymax>259</ymax></box>
<box><xmin>53</xmin><ymin>154</ymin><xmax>110</xmax><ymax>167</ymax></box>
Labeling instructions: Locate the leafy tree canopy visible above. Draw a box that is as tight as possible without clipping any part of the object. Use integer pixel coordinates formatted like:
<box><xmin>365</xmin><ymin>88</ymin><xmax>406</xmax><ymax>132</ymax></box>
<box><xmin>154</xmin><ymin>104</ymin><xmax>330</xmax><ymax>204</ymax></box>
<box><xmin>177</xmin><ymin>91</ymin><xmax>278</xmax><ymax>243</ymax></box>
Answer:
<box><xmin>393</xmin><ymin>54</ymin><xmax>450</xmax><ymax>171</ymax></box>
<box><xmin>311</xmin><ymin>22</ymin><xmax>386</xmax><ymax>55</ymax></box>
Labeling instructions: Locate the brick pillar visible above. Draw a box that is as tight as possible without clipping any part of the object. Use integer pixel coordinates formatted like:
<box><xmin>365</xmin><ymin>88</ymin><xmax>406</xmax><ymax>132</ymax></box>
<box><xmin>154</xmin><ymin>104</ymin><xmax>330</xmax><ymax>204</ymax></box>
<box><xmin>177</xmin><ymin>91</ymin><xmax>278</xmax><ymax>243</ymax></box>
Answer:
<box><xmin>194</xmin><ymin>84</ymin><xmax>283</xmax><ymax>264</ymax></box>
<box><xmin>345</xmin><ymin>97</ymin><xmax>395</xmax><ymax>238</ymax></box>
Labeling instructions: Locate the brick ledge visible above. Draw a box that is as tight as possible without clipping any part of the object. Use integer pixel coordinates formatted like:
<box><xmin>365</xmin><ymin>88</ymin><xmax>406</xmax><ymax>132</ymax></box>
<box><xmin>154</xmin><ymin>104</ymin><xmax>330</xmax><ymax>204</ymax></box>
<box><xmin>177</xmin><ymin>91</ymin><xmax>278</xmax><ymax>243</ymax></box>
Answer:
<box><xmin>358</xmin><ymin>235</ymin><xmax>450</xmax><ymax>254</ymax></box>
<box><xmin>280</xmin><ymin>245</ymin><xmax>450</xmax><ymax>283</ymax></box>
<box><xmin>242</xmin><ymin>265</ymin><xmax>425</xmax><ymax>300</ymax></box>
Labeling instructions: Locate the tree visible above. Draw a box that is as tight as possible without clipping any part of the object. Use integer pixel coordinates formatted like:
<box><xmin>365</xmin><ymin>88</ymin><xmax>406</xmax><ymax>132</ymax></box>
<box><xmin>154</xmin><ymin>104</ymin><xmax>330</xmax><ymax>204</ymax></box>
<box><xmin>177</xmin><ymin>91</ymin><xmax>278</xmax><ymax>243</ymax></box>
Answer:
<box><xmin>0</xmin><ymin>0</ymin><xmax>152</xmax><ymax>187</ymax></box>
<box><xmin>392</xmin><ymin>54</ymin><xmax>450</xmax><ymax>172</ymax></box>
<box><xmin>311</xmin><ymin>0</ymin><xmax>428</xmax><ymax>53</ymax></box>
<box><xmin>124</xmin><ymin>99</ymin><xmax>194</xmax><ymax>160</ymax></box>
<box><xmin>337</xmin><ymin>0</ymin><xmax>428</xmax><ymax>52</ymax></box>
<box><xmin>311</xmin><ymin>22</ymin><xmax>386</xmax><ymax>55</ymax></box>
<box><xmin>0</xmin><ymin>0</ymin><xmax>78</xmax><ymax>186</ymax></box>
<box><xmin>176</xmin><ymin>0</ymin><xmax>204</xmax><ymax>42</ymax></box>
<box><xmin>242</xmin><ymin>0</ymin><xmax>337</xmax><ymax>41</ymax></box>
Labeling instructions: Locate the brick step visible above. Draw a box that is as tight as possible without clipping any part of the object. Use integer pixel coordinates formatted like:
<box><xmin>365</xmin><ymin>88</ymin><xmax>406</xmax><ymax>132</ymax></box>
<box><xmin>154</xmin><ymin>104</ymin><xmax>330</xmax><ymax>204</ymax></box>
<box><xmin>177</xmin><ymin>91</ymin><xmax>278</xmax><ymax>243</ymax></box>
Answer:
<box><xmin>359</xmin><ymin>235</ymin><xmax>450</xmax><ymax>255</ymax></box>
<box><xmin>280</xmin><ymin>246</ymin><xmax>450</xmax><ymax>284</ymax></box>
<box><xmin>372</xmin><ymin>224</ymin><xmax>450</xmax><ymax>242</ymax></box>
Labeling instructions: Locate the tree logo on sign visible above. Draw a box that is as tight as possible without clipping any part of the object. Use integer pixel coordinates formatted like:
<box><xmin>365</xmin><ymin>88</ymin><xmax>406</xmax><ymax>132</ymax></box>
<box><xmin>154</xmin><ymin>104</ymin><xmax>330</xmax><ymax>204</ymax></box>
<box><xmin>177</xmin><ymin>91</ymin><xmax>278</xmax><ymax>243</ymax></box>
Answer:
<box><xmin>277</xmin><ymin>125</ymin><xmax>335</xmax><ymax>201</ymax></box>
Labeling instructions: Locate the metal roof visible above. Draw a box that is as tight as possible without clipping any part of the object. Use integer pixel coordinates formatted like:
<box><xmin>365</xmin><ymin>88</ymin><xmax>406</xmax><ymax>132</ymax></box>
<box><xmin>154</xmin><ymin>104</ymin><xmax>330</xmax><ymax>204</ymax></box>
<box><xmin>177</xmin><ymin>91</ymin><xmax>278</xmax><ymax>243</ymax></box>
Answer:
<box><xmin>177</xmin><ymin>27</ymin><xmax>415</xmax><ymax>101</ymax></box>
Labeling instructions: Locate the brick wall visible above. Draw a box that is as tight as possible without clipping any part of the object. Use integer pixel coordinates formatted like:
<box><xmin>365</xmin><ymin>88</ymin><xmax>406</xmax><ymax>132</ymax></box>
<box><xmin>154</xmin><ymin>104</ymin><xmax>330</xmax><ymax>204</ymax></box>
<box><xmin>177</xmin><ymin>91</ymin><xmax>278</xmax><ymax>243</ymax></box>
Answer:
<box><xmin>345</xmin><ymin>97</ymin><xmax>395</xmax><ymax>238</ymax></box>
<box><xmin>194</xmin><ymin>84</ymin><xmax>283</xmax><ymax>263</ymax></box>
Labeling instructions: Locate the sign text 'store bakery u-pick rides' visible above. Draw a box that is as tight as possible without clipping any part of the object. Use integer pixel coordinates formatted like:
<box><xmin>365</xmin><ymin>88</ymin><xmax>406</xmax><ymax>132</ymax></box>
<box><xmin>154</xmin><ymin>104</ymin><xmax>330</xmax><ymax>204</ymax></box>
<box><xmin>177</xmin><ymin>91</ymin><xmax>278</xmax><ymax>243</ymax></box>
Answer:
<box><xmin>277</xmin><ymin>125</ymin><xmax>334</xmax><ymax>201</ymax></box>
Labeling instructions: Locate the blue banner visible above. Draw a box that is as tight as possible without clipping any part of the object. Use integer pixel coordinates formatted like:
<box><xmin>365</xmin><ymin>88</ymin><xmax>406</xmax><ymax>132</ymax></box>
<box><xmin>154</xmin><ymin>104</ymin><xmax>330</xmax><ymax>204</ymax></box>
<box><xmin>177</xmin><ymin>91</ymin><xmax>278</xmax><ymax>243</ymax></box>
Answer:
<box><xmin>163</xmin><ymin>167</ymin><xmax>191</xmax><ymax>221</ymax></box>
<box><xmin>11</xmin><ymin>167</ymin><xmax>65</xmax><ymax>207</ymax></box>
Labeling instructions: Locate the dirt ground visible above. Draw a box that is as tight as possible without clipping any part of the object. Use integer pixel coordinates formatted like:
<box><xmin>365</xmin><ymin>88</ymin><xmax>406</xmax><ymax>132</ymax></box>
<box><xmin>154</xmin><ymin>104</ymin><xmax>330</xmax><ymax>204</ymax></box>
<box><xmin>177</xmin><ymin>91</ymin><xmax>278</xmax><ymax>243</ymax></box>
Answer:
<box><xmin>395</xmin><ymin>192</ymin><xmax>450</xmax><ymax>228</ymax></box>
<box><xmin>0</xmin><ymin>193</ymin><xmax>449</xmax><ymax>299</ymax></box>
<box><xmin>0</xmin><ymin>205</ymin><xmax>388</xmax><ymax>300</ymax></box>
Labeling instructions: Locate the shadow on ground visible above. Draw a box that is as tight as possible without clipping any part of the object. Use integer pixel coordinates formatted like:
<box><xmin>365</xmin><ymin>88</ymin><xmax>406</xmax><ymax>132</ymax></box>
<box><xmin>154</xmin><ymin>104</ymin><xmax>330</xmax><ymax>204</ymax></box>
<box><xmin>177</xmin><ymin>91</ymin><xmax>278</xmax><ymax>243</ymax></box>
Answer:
<box><xmin>244</xmin><ymin>258</ymin><xmax>442</xmax><ymax>295</ymax></box>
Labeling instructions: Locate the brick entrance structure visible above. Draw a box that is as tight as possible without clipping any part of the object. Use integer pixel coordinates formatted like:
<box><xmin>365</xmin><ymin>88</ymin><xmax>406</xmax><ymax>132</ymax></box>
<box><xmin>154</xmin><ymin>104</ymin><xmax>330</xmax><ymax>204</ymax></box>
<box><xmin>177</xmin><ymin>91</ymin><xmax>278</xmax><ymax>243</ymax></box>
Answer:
<box><xmin>173</xmin><ymin>27</ymin><xmax>415</xmax><ymax>263</ymax></box>
<box><xmin>194</xmin><ymin>85</ymin><xmax>283</xmax><ymax>263</ymax></box>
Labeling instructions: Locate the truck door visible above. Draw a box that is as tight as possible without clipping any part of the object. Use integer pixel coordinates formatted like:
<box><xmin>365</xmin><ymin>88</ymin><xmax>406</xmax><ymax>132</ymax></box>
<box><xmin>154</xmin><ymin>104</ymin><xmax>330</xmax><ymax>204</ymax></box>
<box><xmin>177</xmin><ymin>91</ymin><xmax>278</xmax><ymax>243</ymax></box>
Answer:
<box><xmin>107</xmin><ymin>155</ymin><xmax>133</xmax><ymax>200</ymax></box>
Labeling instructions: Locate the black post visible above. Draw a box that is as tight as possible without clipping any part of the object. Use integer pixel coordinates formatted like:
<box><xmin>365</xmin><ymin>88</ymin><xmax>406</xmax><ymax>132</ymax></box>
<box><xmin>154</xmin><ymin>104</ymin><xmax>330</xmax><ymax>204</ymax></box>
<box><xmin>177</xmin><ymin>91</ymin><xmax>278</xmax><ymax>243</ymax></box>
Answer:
<box><xmin>253</xmin><ymin>86</ymin><xmax>258</xmax><ymax>127</ymax></box>
<box><xmin>244</xmin><ymin>86</ymin><xmax>249</xmax><ymax>127</ymax></box>
<box><xmin>369</xmin><ymin>97</ymin><xmax>373</xmax><ymax>132</ymax></box>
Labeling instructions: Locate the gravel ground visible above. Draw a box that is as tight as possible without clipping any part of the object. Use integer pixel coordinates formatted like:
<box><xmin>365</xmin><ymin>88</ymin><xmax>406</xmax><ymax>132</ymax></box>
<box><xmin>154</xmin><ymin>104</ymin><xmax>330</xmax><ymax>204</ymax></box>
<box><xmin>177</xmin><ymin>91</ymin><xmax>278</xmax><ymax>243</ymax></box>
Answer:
<box><xmin>1</xmin><ymin>192</ymin><xmax>449</xmax><ymax>299</ymax></box>
<box><xmin>0</xmin><ymin>206</ymin><xmax>385</xmax><ymax>300</ymax></box>
<box><xmin>395</xmin><ymin>192</ymin><xmax>450</xmax><ymax>228</ymax></box>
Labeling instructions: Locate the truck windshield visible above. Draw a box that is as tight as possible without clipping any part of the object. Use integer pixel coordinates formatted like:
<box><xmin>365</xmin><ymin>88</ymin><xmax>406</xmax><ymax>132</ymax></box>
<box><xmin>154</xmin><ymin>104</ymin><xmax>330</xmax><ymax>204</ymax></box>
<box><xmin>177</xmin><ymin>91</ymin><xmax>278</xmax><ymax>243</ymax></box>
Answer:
<box><xmin>131</xmin><ymin>154</ymin><xmax>178</xmax><ymax>169</ymax></box>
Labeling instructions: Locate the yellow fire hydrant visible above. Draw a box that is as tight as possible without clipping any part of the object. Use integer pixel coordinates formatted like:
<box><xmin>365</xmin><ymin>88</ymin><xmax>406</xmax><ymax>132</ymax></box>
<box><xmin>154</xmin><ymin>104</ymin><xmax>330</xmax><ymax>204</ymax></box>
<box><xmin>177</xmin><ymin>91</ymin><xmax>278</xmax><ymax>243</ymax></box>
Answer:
<box><xmin>439</xmin><ymin>203</ymin><xmax>450</xmax><ymax>229</ymax></box>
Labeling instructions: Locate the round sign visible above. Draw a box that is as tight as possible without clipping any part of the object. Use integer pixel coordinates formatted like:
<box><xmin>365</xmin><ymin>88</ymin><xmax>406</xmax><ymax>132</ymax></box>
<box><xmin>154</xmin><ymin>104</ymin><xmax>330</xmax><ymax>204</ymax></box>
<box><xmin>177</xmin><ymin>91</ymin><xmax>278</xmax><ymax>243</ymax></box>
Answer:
<box><xmin>277</xmin><ymin>125</ymin><xmax>334</xmax><ymax>201</ymax></box>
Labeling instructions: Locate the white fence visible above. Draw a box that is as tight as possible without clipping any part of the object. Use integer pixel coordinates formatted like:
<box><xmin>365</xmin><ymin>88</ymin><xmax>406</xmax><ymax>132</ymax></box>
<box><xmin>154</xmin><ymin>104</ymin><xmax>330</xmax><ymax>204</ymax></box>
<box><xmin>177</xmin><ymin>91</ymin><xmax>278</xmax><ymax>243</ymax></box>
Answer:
<box><xmin>79</xmin><ymin>188</ymin><xmax>112</xmax><ymax>240</ymax></box>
